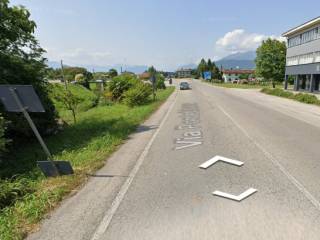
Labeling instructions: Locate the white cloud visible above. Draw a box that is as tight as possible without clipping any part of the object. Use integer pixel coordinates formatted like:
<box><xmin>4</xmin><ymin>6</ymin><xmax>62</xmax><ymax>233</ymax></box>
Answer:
<box><xmin>215</xmin><ymin>29</ymin><xmax>285</xmax><ymax>56</ymax></box>
<box><xmin>44</xmin><ymin>47</ymin><xmax>115</xmax><ymax>66</ymax></box>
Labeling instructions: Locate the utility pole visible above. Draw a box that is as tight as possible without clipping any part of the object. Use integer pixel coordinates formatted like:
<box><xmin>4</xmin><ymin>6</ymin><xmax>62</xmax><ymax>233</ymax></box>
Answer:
<box><xmin>151</xmin><ymin>74</ymin><xmax>156</xmax><ymax>101</ymax></box>
<box><xmin>61</xmin><ymin>60</ymin><xmax>68</xmax><ymax>90</ymax></box>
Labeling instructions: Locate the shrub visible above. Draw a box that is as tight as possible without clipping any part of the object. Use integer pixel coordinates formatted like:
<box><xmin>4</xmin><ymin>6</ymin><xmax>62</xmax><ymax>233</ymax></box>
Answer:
<box><xmin>261</xmin><ymin>88</ymin><xmax>320</xmax><ymax>105</ymax></box>
<box><xmin>0</xmin><ymin>1</ymin><xmax>58</xmax><ymax>138</ymax></box>
<box><xmin>49</xmin><ymin>84</ymin><xmax>98</xmax><ymax>112</ymax></box>
<box><xmin>123</xmin><ymin>83</ymin><xmax>152</xmax><ymax>107</ymax></box>
<box><xmin>156</xmin><ymin>74</ymin><xmax>166</xmax><ymax>90</ymax></box>
<box><xmin>0</xmin><ymin>177</ymin><xmax>35</xmax><ymax>210</ymax></box>
<box><xmin>52</xmin><ymin>89</ymin><xmax>81</xmax><ymax>123</ymax></box>
<box><xmin>294</xmin><ymin>93</ymin><xmax>319</xmax><ymax>104</ymax></box>
<box><xmin>108</xmin><ymin>74</ymin><xmax>139</xmax><ymax>101</ymax></box>
<box><xmin>0</xmin><ymin>115</ymin><xmax>7</xmax><ymax>155</ymax></box>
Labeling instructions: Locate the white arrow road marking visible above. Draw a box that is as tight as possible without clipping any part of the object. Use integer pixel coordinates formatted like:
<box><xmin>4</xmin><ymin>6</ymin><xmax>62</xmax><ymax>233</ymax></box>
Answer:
<box><xmin>199</xmin><ymin>155</ymin><xmax>244</xmax><ymax>169</ymax></box>
<box><xmin>213</xmin><ymin>188</ymin><xmax>257</xmax><ymax>202</ymax></box>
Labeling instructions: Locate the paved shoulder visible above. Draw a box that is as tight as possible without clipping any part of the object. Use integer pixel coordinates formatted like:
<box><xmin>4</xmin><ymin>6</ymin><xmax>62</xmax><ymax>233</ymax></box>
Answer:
<box><xmin>27</xmin><ymin>90</ymin><xmax>177</xmax><ymax>240</ymax></box>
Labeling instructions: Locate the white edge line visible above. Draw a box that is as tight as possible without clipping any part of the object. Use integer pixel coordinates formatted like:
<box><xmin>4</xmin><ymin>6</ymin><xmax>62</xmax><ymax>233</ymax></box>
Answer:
<box><xmin>216</xmin><ymin>103</ymin><xmax>320</xmax><ymax>210</ymax></box>
<box><xmin>90</xmin><ymin>91</ymin><xmax>178</xmax><ymax>240</ymax></box>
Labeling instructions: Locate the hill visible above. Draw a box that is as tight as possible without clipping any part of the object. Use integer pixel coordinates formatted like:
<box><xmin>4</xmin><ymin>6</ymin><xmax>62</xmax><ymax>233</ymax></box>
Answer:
<box><xmin>215</xmin><ymin>51</ymin><xmax>256</xmax><ymax>69</ymax></box>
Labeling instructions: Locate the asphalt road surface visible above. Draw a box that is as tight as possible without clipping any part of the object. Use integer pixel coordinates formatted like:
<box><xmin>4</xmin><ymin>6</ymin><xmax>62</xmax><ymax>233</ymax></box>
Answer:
<box><xmin>29</xmin><ymin>79</ymin><xmax>320</xmax><ymax>240</ymax></box>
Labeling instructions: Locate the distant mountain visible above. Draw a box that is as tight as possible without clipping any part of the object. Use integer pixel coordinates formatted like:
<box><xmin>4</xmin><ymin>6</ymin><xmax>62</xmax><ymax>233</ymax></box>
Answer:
<box><xmin>221</xmin><ymin>51</ymin><xmax>256</xmax><ymax>61</ymax></box>
<box><xmin>215</xmin><ymin>51</ymin><xmax>256</xmax><ymax>69</ymax></box>
<box><xmin>46</xmin><ymin>61</ymin><xmax>148</xmax><ymax>74</ymax></box>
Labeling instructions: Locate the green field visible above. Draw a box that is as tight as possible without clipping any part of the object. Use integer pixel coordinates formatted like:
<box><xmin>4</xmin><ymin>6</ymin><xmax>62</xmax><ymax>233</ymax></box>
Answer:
<box><xmin>0</xmin><ymin>85</ymin><xmax>175</xmax><ymax>240</ymax></box>
<box><xmin>203</xmin><ymin>81</ymin><xmax>284</xmax><ymax>89</ymax></box>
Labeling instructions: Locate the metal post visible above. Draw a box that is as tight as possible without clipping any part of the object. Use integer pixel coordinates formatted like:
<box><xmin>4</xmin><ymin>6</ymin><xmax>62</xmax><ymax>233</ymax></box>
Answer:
<box><xmin>9</xmin><ymin>88</ymin><xmax>59</xmax><ymax>175</ymax></box>
<box><xmin>310</xmin><ymin>74</ymin><xmax>314</xmax><ymax>92</ymax></box>
<box><xmin>152</xmin><ymin>75</ymin><xmax>156</xmax><ymax>101</ymax></box>
<box><xmin>284</xmin><ymin>75</ymin><xmax>288</xmax><ymax>90</ymax></box>
<box><xmin>61</xmin><ymin>60</ymin><xmax>68</xmax><ymax>90</ymax></box>
<box><xmin>294</xmin><ymin>75</ymin><xmax>299</xmax><ymax>91</ymax></box>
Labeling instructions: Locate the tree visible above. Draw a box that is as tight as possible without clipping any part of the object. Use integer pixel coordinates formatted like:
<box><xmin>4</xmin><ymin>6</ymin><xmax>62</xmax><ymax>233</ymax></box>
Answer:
<box><xmin>52</xmin><ymin>89</ymin><xmax>80</xmax><ymax>123</ymax></box>
<box><xmin>207</xmin><ymin>59</ymin><xmax>213</xmax><ymax>71</ymax></box>
<box><xmin>0</xmin><ymin>0</ymin><xmax>57</xmax><ymax>136</ymax></box>
<box><xmin>108</xmin><ymin>68</ymin><xmax>118</xmax><ymax>78</ymax></box>
<box><xmin>147</xmin><ymin>66</ymin><xmax>157</xmax><ymax>100</ymax></box>
<box><xmin>155</xmin><ymin>73</ymin><xmax>166</xmax><ymax>90</ymax></box>
<box><xmin>0</xmin><ymin>114</ymin><xmax>7</xmax><ymax>155</ymax></box>
<box><xmin>255</xmin><ymin>38</ymin><xmax>286</xmax><ymax>88</ymax></box>
<box><xmin>147</xmin><ymin>66</ymin><xmax>156</xmax><ymax>75</ymax></box>
<box><xmin>197</xmin><ymin>59</ymin><xmax>208</xmax><ymax>78</ymax></box>
<box><xmin>239</xmin><ymin>73</ymin><xmax>250</xmax><ymax>80</ymax></box>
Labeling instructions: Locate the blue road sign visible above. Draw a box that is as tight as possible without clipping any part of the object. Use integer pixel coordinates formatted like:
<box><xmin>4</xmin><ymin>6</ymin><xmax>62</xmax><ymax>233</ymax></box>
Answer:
<box><xmin>203</xmin><ymin>71</ymin><xmax>212</xmax><ymax>80</ymax></box>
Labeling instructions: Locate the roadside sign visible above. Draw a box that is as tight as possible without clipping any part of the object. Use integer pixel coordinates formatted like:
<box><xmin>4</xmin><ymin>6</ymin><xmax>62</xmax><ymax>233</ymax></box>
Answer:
<box><xmin>0</xmin><ymin>85</ymin><xmax>74</xmax><ymax>177</ymax></box>
<box><xmin>203</xmin><ymin>71</ymin><xmax>212</xmax><ymax>80</ymax></box>
<box><xmin>0</xmin><ymin>85</ymin><xmax>45</xmax><ymax>112</ymax></box>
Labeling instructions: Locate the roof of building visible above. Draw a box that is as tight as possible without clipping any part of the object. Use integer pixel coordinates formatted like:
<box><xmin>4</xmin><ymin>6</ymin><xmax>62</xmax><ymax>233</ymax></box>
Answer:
<box><xmin>176</xmin><ymin>68</ymin><xmax>192</xmax><ymax>72</ymax></box>
<box><xmin>222</xmin><ymin>69</ymin><xmax>255</xmax><ymax>74</ymax></box>
<box><xmin>282</xmin><ymin>16</ymin><xmax>320</xmax><ymax>37</ymax></box>
<box><xmin>138</xmin><ymin>72</ymin><xmax>151</xmax><ymax>79</ymax></box>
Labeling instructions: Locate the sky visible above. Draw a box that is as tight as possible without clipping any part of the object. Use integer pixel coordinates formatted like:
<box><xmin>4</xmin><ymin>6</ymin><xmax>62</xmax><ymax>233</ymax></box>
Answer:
<box><xmin>10</xmin><ymin>0</ymin><xmax>320</xmax><ymax>71</ymax></box>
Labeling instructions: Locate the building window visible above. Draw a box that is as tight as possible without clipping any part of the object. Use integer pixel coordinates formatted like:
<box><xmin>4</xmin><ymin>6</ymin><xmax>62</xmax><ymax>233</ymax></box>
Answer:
<box><xmin>315</xmin><ymin>52</ymin><xmax>320</xmax><ymax>63</ymax></box>
<box><xmin>288</xmin><ymin>26</ymin><xmax>320</xmax><ymax>47</ymax></box>
<box><xmin>287</xmin><ymin>56</ymin><xmax>299</xmax><ymax>66</ymax></box>
<box><xmin>287</xmin><ymin>52</ymin><xmax>316</xmax><ymax>66</ymax></box>
<box><xmin>299</xmin><ymin>53</ymin><xmax>314</xmax><ymax>64</ymax></box>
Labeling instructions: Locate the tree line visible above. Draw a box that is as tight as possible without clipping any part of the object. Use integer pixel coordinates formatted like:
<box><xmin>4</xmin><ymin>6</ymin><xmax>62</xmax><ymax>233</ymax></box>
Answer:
<box><xmin>196</xmin><ymin>58</ymin><xmax>222</xmax><ymax>80</ymax></box>
<box><xmin>195</xmin><ymin>39</ymin><xmax>286</xmax><ymax>87</ymax></box>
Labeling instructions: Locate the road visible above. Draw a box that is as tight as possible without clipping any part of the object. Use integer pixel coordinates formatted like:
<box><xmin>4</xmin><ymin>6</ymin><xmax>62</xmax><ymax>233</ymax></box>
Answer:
<box><xmin>29</xmin><ymin>79</ymin><xmax>320</xmax><ymax>240</ymax></box>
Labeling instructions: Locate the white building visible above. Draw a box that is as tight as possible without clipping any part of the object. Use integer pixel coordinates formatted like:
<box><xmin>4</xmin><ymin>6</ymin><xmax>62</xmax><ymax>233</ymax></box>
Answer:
<box><xmin>222</xmin><ymin>69</ymin><xmax>255</xmax><ymax>83</ymax></box>
<box><xmin>282</xmin><ymin>16</ymin><xmax>320</xmax><ymax>92</ymax></box>
<box><xmin>176</xmin><ymin>68</ymin><xmax>192</xmax><ymax>78</ymax></box>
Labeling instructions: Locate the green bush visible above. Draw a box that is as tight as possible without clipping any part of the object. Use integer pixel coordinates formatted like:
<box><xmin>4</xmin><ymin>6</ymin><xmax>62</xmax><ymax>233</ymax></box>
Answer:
<box><xmin>261</xmin><ymin>88</ymin><xmax>320</xmax><ymax>105</ymax></box>
<box><xmin>0</xmin><ymin>177</ymin><xmax>36</xmax><ymax>210</ymax></box>
<box><xmin>156</xmin><ymin>74</ymin><xmax>166</xmax><ymax>90</ymax></box>
<box><xmin>0</xmin><ymin>1</ymin><xmax>58</xmax><ymax>138</ymax></box>
<box><xmin>123</xmin><ymin>83</ymin><xmax>152</xmax><ymax>107</ymax></box>
<box><xmin>294</xmin><ymin>93</ymin><xmax>319</xmax><ymax>104</ymax></box>
<box><xmin>0</xmin><ymin>115</ymin><xmax>7</xmax><ymax>155</ymax></box>
<box><xmin>108</xmin><ymin>74</ymin><xmax>139</xmax><ymax>101</ymax></box>
<box><xmin>49</xmin><ymin>84</ymin><xmax>98</xmax><ymax>112</ymax></box>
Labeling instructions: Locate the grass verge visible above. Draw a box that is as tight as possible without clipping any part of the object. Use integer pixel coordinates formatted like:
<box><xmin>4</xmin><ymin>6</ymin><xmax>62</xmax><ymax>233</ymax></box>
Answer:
<box><xmin>261</xmin><ymin>88</ymin><xmax>320</xmax><ymax>105</ymax></box>
<box><xmin>0</xmin><ymin>87</ymin><xmax>175</xmax><ymax>240</ymax></box>
<box><xmin>202</xmin><ymin>81</ymin><xmax>283</xmax><ymax>89</ymax></box>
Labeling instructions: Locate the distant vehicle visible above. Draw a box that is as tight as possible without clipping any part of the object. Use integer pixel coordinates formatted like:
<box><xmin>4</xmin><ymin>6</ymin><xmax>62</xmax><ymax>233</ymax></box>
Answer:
<box><xmin>180</xmin><ymin>82</ymin><xmax>190</xmax><ymax>90</ymax></box>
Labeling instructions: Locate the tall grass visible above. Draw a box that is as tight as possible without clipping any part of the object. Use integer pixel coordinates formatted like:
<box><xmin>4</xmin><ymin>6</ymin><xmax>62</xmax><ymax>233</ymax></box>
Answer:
<box><xmin>0</xmin><ymin>87</ymin><xmax>175</xmax><ymax>240</ymax></box>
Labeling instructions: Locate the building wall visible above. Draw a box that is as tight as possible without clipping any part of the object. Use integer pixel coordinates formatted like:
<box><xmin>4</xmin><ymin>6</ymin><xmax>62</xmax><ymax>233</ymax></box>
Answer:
<box><xmin>286</xmin><ymin>63</ymin><xmax>320</xmax><ymax>75</ymax></box>
<box><xmin>177</xmin><ymin>70</ymin><xmax>192</xmax><ymax>78</ymax></box>
<box><xmin>284</xmin><ymin>19</ymin><xmax>320</xmax><ymax>93</ymax></box>
<box><xmin>223</xmin><ymin>74</ymin><xmax>239</xmax><ymax>83</ymax></box>
<box><xmin>287</xmin><ymin>38</ymin><xmax>320</xmax><ymax>58</ymax></box>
